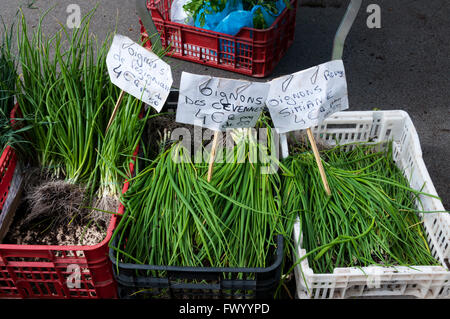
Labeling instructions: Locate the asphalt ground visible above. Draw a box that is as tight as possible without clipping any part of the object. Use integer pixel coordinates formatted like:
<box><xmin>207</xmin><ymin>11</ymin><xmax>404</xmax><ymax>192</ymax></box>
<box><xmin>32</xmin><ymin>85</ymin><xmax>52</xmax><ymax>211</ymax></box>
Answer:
<box><xmin>1</xmin><ymin>0</ymin><xmax>448</xmax><ymax>208</ymax></box>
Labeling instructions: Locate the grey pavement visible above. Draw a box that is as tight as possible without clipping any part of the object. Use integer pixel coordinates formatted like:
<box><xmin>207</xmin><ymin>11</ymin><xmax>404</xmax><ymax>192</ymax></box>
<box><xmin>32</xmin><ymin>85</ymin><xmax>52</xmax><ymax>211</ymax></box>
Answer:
<box><xmin>0</xmin><ymin>0</ymin><xmax>448</xmax><ymax>209</ymax></box>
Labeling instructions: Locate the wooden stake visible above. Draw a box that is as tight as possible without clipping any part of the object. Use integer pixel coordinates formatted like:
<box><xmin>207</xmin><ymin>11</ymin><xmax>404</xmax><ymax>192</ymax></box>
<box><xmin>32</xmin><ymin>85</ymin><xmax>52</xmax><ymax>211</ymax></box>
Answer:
<box><xmin>106</xmin><ymin>90</ymin><xmax>126</xmax><ymax>133</ymax></box>
<box><xmin>207</xmin><ymin>131</ymin><xmax>220</xmax><ymax>182</ymax></box>
<box><xmin>306</xmin><ymin>128</ymin><xmax>332</xmax><ymax>196</ymax></box>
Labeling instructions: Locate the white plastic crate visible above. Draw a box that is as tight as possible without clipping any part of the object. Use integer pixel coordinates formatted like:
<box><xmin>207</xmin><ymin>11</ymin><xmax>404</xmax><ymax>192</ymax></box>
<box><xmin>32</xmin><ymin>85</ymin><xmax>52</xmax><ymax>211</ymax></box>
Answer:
<box><xmin>280</xmin><ymin>110</ymin><xmax>450</xmax><ymax>299</ymax></box>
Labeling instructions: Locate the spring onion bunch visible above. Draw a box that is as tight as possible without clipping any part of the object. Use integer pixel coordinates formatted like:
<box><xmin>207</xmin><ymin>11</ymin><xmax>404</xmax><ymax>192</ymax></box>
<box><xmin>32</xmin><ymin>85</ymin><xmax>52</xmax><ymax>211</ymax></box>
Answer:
<box><xmin>93</xmin><ymin>95</ymin><xmax>152</xmax><ymax>219</ymax></box>
<box><xmin>282</xmin><ymin>142</ymin><xmax>440</xmax><ymax>274</ymax></box>
<box><xmin>0</xmin><ymin>21</ymin><xmax>31</xmax><ymax>155</ymax></box>
<box><xmin>112</xmin><ymin>141</ymin><xmax>233</xmax><ymax>267</ymax></box>
<box><xmin>15</xmin><ymin>8</ymin><xmax>153</xmax><ymax>227</ymax></box>
<box><xmin>111</xmin><ymin>120</ymin><xmax>295</xmax><ymax>270</ymax></box>
<box><xmin>17</xmin><ymin>9</ymin><xmax>117</xmax><ymax>187</ymax></box>
<box><xmin>204</xmin><ymin>124</ymin><xmax>295</xmax><ymax>268</ymax></box>
<box><xmin>0</xmin><ymin>22</ymin><xmax>16</xmax><ymax>118</ymax></box>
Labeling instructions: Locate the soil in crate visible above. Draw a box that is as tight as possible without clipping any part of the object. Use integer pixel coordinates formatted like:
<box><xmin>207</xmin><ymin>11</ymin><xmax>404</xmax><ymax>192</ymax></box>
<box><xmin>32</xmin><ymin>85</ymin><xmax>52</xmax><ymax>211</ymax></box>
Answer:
<box><xmin>143</xmin><ymin>112</ymin><xmax>207</xmax><ymax>157</ymax></box>
<box><xmin>2</xmin><ymin>169</ymin><xmax>108</xmax><ymax>246</ymax></box>
<box><xmin>3</xmin><ymin>204</ymin><xmax>107</xmax><ymax>246</ymax></box>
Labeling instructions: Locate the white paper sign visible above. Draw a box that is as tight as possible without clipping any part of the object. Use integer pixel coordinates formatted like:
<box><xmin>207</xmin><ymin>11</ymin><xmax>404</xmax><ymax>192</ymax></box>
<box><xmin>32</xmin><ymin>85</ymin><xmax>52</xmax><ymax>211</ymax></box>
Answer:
<box><xmin>176</xmin><ymin>72</ymin><xmax>270</xmax><ymax>131</ymax></box>
<box><xmin>266</xmin><ymin>60</ymin><xmax>349</xmax><ymax>134</ymax></box>
<box><xmin>106</xmin><ymin>34</ymin><xmax>173</xmax><ymax>112</ymax></box>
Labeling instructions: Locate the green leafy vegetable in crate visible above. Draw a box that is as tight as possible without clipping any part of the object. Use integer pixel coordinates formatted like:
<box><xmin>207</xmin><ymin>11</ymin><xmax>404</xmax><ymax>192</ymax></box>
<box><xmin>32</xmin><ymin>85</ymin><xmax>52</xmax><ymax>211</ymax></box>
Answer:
<box><xmin>183</xmin><ymin>0</ymin><xmax>228</xmax><ymax>27</ymax></box>
<box><xmin>184</xmin><ymin>0</ymin><xmax>290</xmax><ymax>30</ymax></box>
<box><xmin>282</xmin><ymin>141</ymin><xmax>442</xmax><ymax>274</ymax></box>
<box><xmin>246</xmin><ymin>0</ymin><xmax>287</xmax><ymax>29</ymax></box>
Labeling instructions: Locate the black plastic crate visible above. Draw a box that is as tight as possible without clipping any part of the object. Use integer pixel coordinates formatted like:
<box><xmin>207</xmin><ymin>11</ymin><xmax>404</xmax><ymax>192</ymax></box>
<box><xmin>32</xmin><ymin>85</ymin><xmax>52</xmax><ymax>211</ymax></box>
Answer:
<box><xmin>109</xmin><ymin>235</ymin><xmax>284</xmax><ymax>299</ymax></box>
<box><xmin>111</xmin><ymin>88</ymin><xmax>284</xmax><ymax>299</ymax></box>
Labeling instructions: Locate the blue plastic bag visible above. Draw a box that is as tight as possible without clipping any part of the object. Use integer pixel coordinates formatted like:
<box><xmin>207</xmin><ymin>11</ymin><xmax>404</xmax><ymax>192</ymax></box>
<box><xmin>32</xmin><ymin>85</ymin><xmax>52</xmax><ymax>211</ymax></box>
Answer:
<box><xmin>251</xmin><ymin>0</ymin><xmax>287</xmax><ymax>29</ymax></box>
<box><xmin>215</xmin><ymin>10</ymin><xmax>254</xmax><ymax>35</ymax></box>
<box><xmin>197</xmin><ymin>0</ymin><xmax>287</xmax><ymax>36</ymax></box>
<box><xmin>194</xmin><ymin>0</ymin><xmax>243</xmax><ymax>31</ymax></box>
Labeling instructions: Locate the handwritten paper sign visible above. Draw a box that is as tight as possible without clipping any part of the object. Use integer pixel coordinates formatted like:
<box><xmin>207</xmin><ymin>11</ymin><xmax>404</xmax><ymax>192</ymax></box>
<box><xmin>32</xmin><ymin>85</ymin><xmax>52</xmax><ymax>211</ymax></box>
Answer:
<box><xmin>106</xmin><ymin>34</ymin><xmax>173</xmax><ymax>112</ymax></box>
<box><xmin>175</xmin><ymin>72</ymin><xmax>270</xmax><ymax>131</ymax></box>
<box><xmin>266</xmin><ymin>60</ymin><xmax>349</xmax><ymax>134</ymax></box>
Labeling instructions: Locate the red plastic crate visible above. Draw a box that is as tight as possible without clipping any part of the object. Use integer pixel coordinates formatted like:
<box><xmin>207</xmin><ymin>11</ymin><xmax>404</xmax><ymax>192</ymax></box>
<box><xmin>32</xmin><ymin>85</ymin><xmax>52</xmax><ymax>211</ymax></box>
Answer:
<box><xmin>0</xmin><ymin>147</ymin><xmax>17</xmax><ymax>213</ymax></box>
<box><xmin>141</xmin><ymin>0</ymin><xmax>298</xmax><ymax>77</ymax></box>
<box><xmin>0</xmin><ymin>104</ymin><xmax>139</xmax><ymax>299</ymax></box>
<box><xmin>0</xmin><ymin>104</ymin><xmax>20</xmax><ymax>213</ymax></box>
<box><xmin>0</xmin><ymin>145</ymin><xmax>20</xmax><ymax>244</ymax></box>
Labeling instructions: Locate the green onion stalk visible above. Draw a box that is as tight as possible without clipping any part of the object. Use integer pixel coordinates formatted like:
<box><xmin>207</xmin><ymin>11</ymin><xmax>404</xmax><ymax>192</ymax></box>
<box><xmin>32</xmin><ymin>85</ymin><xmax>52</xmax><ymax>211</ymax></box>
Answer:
<box><xmin>92</xmin><ymin>94</ymin><xmax>152</xmax><ymax>222</ymax></box>
<box><xmin>282</xmin><ymin>141</ymin><xmax>442</xmax><ymax>274</ymax></box>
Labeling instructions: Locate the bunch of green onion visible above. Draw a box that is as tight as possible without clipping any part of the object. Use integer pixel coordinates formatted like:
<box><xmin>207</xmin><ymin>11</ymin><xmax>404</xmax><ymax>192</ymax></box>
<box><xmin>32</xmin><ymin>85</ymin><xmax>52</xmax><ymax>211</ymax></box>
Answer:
<box><xmin>93</xmin><ymin>95</ymin><xmax>151</xmax><ymax>218</ymax></box>
<box><xmin>111</xmin><ymin>120</ymin><xmax>295</xmax><ymax>270</ymax></box>
<box><xmin>15</xmin><ymin>9</ymin><xmax>150</xmax><ymax>224</ymax></box>
<box><xmin>282</xmin><ymin>142</ymin><xmax>441</xmax><ymax>274</ymax></box>
<box><xmin>0</xmin><ymin>23</ymin><xmax>15</xmax><ymax>118</ymax></box>
<box><xmin>204</xmin><ymin>125</ymin><xmax>294</xmax><ymax>268</ymax></box>
<box><xmin>17</xmin><ymin>10</ymin><xmax>116</xmax><ymax>187</ymax></box>
<box><xmin>0</xmin><ymin>22</ymin><xmax>30</xmax><ymax>155</ymax></box>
